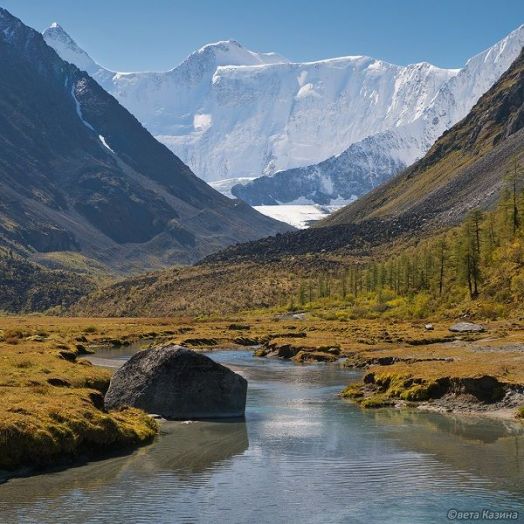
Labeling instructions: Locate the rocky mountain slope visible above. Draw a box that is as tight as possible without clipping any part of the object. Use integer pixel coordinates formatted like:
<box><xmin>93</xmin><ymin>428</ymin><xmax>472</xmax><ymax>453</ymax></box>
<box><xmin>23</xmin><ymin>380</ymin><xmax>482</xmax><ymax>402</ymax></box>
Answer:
<box><xmin>43</xmin><ymin>23</ymin><xmax>456</xmax><ymax>183</ymax></box>
<box><xmin>324</xmin><ymin>47</ymin><xmax>524</xmax><ymax>228</ymax></box>
<box><xmin>0</xmin><ymin>9</ymin><xmax>290</xmax><ymax>274</ymax></box>
<box><xmin>203</xmin><ymin>47</ymin><xmax>524</xmax><ymax>263</ymax></box>
<box><xmin>72</xmin><ymin>48</ymin><xmax>524</xmax><ymax>316</ymax></box>
<box><xmin>233</xmin><ymin>26</ymin><xmax>524</xmax><ymax>205</ymax></box>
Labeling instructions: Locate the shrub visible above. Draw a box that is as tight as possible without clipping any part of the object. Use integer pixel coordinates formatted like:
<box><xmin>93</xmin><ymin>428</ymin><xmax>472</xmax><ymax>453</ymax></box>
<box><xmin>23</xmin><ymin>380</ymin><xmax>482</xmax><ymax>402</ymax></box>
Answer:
<box><xmin>349</xmin><ymin>306</ymin><xmax>368</xmax><ymax>319</ymax></box>
<box><xmin>409</xmin><ymin>293</ymin><xmax>433</xmax><ymax>318</ymax></box>
<box><xmin>4</xmin><ymin>329</ymin><xmax>24</xmax><ymax>339</ymax></box>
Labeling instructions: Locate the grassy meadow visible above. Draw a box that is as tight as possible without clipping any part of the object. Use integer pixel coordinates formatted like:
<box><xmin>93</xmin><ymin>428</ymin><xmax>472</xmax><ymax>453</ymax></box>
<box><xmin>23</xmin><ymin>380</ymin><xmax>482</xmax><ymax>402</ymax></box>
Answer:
<box><xmin>1</xmin><ymin>311</ymin><xmax>523</xmax><ymax>473</ymax></box>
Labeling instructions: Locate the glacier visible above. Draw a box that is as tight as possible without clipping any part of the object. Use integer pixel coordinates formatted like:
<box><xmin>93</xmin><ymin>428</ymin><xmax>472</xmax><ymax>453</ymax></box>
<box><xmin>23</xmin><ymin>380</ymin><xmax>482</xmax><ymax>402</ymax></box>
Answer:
<box><xmin>44</xmin><ymin>24</ymin><xmax>454</xmax><ymax>181</ymax></box>
<box><xmin>233</xmin><ymin>24</ymin><xmax>524</xmax><ymax>205</ymax></box>
<box><xmin>253</xmin><ymin>204</ymin><xmax>343</xmax><ymax>229</ymax></box>
<box><xmin>43</xmin><ymin>22</ymin><xmax>524</xmax><ymax>211</ymax></box>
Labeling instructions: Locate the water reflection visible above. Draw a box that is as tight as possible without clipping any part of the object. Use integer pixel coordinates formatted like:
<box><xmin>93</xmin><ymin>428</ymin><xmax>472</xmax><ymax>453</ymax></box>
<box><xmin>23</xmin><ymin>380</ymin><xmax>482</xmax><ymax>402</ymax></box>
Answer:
<box><xmin>363</xmin><ymin>407</ymin><xmax>524</xmax><ymax>443</ymax></box>
<box><xmin>0</xmin><ymin>420</ymin><xmax>249</xmax><ymax>510</ymax></box>
<box><xmin>139</xmin><ymin>419</ymin><xmax>249</xmax><ymax>475</ymax></box>
<box><xmin>361</xmin><ymin>408</ymin><xmax>524</xmax><ymax>494</ymax></box>
<box><xmin>0</xmin><ymin>350</ymin><xmax>523</xmax><ymax>524</ymax></box>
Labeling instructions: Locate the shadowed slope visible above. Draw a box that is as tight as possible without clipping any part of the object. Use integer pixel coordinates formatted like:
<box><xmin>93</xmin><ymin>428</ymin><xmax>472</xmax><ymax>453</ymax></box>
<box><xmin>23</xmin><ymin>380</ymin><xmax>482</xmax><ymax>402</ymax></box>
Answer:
<box><xmin>0</xmin><ymin>9</ymin><xmax>291</xmax><ymax>274</ymax></box>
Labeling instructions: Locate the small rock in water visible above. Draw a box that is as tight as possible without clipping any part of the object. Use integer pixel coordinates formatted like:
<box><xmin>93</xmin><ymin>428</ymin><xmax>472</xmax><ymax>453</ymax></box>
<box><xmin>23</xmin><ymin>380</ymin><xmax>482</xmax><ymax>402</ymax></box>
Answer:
<box><xmin>424</xmin><ymin>323</ymin><xmax>434</xmax><ymax>331</ymax></box>
<box><xmin>104</xmin><ymin>347</ymin><xmax>247</xmax><ymax>419</ymax></box>
<box><xmin>274</xmin><ymin>311</ymin><xmax>306</xmax><ymax>321</ymax></box>
<box><xmin>449</xmin><ymin>322</ymin><xmax>486</xmax><ymax>333</ymax></box>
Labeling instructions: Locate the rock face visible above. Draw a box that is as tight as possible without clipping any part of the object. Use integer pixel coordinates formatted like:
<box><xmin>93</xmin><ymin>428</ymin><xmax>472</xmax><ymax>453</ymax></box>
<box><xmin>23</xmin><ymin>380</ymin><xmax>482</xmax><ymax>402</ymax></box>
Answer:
<box><xmin>104</xmin><ymin>347</ymin><xmax>247</xmax><ymax>419</ymax></box>
<box><xmin>231</xmin><ymin>132</ymin><xmax>407</xmax><ymax>205</ymax></box>
<box><xmin>449</xmin><ymin>322</ymin><xmax>486</xmax><ymax>333</ymax></box>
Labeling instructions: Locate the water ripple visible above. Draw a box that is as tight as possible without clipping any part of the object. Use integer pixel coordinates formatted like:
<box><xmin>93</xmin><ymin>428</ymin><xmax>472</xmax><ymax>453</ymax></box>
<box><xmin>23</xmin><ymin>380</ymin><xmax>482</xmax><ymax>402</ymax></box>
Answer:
<box><xmin>1</xmin><ymin>351</ymin><xmax>523</xmax><ymax>524</ymax></box>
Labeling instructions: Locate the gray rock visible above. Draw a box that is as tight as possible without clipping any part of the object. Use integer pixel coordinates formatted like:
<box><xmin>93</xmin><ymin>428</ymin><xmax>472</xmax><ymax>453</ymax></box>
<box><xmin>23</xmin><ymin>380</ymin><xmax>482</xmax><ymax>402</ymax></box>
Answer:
<box><xmin>424</xmin><ymin>323</ymin><xmax>434</xmax><ymax>331</ymax></box>
<box><xmin>104</xmin><ymin>347</ymin><xmax>247</xmax><ymax>419</ymax></box>
<box><xmin>449</xmin><ymin>322</ymin><xmax>486</xmax><ymax>333</ymax></box>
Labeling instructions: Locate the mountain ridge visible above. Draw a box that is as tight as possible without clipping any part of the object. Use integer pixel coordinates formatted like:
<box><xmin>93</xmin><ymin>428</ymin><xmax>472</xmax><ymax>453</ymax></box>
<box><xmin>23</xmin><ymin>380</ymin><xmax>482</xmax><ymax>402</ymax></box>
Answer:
<box><xmin>232</xmin><ymin>25</ymin><xmax>524</xmax><ymax>206</ymax></box>
<box><xmin>43</xmin><ymin>23</ymin><xmax>458</xmax><ymax>183</ymax></box>
<box><xmin>0</xmin><ymin>8</ymin><xmax>291</xmax><ymax>274</ymax></box>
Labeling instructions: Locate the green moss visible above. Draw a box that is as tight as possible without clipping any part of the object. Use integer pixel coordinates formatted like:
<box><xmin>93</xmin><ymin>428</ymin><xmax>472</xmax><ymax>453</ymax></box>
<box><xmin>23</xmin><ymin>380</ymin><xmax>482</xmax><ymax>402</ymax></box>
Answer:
<box><xmin>341</xmin><ymin>383</ymin><xmax>395</xmax><ymax>408</ymax></box>
<box><xmin>360</xmin><ymin>394</ymin><xmax>394</xmax><ymax>408</ymax></box>
<box><xmin>344</xmin><ymin>370</ymin><xmax>440</xmax><ymax>406</ymax></box>
<box><xmin>340</xmin><ymin>384</ymin><xmax>364</xmax><ymax>399</ymax></box>
<box><xmin>399</xmin><ymin>384</ymin><xmax>431</xmax><ymax>401</ymax></box>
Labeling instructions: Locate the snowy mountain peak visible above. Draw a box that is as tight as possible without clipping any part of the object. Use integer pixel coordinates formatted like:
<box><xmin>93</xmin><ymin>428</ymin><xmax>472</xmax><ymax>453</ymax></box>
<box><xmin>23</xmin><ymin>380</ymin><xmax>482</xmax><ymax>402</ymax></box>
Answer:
<box><xmin>187</xmin><ymin>39</ymin><xmax>288</xmax><ymax>68</ymax></box>
<box><xmin>48</xmin><ymin>22</ymin><xmax>63</xmax><ymax>31</ymax></box>
<box><xmin>43</xmin><ymin>21</ymin><xmax>524</xmax><ymax>189</ymax></box>
<box><xmin>43</xmin><ymin>22</ymin><xmax>79</xmax><ymax>49</ymax></box>
<box><xmin>197</xmin><ymin>39</ymin><xmax>244</xmax><ymax>53</ymax></box>
<box><xmin>43</xmin><ymin>22</ymin><xmax>99</xmax><ymax>75</ymax></box>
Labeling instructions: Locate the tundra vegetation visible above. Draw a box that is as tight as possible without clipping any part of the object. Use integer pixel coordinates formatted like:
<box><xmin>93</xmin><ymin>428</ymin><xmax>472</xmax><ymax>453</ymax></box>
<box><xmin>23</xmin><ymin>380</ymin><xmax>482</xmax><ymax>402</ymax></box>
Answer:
<box><xmin>1</xmin><ymin>311</ymin><xmax>523</xmax><ymax>474</ymax></box>
<box><xmin>2</xmin><ymin>167</ymin><xmax>524</xmax><ymax>474</ymax></box>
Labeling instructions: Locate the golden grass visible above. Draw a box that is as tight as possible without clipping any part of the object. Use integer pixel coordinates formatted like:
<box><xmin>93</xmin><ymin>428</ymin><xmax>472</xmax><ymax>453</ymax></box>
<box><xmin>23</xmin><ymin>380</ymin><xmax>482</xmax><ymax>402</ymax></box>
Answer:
<box><xmin>0</xmin><ymin>318</ymin><xmax>164</xmax><ymax>471</ymax></box>
<box><xmin>1</xmin><ymin>313</ymin><xmax>523</xmax><ymax>472</ymax></box>
<box><xmin>0</xmin><ymin>387</ymin><xmax>156</xmax><ymax>470</ymax></box>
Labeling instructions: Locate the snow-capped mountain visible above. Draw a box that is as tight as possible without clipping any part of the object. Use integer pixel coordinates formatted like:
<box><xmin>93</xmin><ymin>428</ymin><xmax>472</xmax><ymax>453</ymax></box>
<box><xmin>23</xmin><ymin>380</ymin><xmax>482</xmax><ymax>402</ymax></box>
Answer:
<box><xmin>234</xmin><ymin>25</ymin><xmax>524</xmax><ymax>205</ymax></box>
<box><xmin>43</xmin><ymin>24</ymin><xmax>455</xmax><ymax>182</ymax></box>
<box><xmin>231</xmin><ymin>131</ymin><xmax>410</xmax><ymax>205</ymax></box>
<box><xmin>43</xmin><ymin>23</ymin><xmax>524</xmax><ymax>208</ymax></box>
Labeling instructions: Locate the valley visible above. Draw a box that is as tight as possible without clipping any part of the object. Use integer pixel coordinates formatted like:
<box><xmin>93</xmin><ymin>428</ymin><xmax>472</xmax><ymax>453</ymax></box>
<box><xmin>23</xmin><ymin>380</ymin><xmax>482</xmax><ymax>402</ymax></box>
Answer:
<box><xmin>0</xmin><ymin>3</ymin><xmax>523</xmax><ymax>522</ymax></box>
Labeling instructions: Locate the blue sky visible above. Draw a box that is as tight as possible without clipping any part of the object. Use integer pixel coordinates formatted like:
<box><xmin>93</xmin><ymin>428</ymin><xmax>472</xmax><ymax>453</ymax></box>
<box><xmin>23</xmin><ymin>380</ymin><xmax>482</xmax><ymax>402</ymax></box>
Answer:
<box><xmin>2</xmin><ymin>0</ymin><xmax>523</xmax><ymax>71</ymax></box>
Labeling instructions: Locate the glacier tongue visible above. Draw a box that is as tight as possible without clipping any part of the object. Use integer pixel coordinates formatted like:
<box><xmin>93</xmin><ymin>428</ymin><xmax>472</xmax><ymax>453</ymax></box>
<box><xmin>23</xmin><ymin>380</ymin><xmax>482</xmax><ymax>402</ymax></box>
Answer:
<box><xmin>253</xmin><ymin>204</ymin><xmax>346</xmax><ymax>229</ymax></box>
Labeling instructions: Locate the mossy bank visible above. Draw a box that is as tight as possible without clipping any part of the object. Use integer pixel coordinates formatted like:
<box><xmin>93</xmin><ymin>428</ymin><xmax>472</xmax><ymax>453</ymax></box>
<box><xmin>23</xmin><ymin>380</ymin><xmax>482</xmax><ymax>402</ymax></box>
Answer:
<box><xmin>1</xmin><ymin>314</ymin><xmax>523</xmax><ymax>476</ymax></box>
<box><xmin>0</xmin><ymin>318</ymin><xmax>169</xmax><ymax>474</ymax></box>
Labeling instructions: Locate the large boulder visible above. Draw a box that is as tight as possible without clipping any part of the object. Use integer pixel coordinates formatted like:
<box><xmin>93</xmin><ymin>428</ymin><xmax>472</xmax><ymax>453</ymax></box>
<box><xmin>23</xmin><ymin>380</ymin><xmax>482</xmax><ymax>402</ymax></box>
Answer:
<box><xmin>104</xmin><ymin>347</ymin><xmax>247</xmax><ymax>419</ymax></box>
<box><xmin>449</xmin><ymin>322</ymin><xmax>486</xmax><ymax>333</ymax></box>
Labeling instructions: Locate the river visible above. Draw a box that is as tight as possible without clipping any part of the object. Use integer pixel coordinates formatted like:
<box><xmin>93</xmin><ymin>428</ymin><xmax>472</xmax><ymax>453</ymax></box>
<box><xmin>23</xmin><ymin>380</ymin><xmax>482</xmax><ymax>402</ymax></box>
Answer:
<box><xmin>0</xmin><ymin>349</ymin><xmax>523</xmax><ymax>523</ymax></box>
